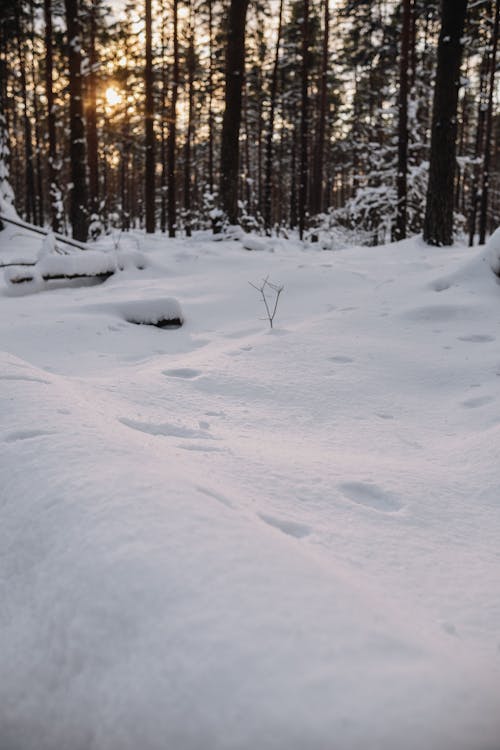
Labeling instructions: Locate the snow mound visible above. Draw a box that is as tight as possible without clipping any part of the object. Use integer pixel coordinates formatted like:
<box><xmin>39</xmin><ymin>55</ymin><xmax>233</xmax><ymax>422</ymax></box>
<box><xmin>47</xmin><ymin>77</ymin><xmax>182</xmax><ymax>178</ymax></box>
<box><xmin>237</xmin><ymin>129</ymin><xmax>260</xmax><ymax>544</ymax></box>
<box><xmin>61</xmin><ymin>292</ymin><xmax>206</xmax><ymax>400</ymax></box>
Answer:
<box><xmin>486</xmin><ymin>226</ymin><xmax>500</xmax><ymax>276</ymax></box>
<box><xmin>242</xmin><ymin>236</ymin><xmax>274</xmax><ymax>253</ymax></box>
<box><xmin>116</xmin><ymin>249</ymin><xmax>147</xmax><ymax>271</ymax></box>
<box><xmin>429</xmin><ymin>245</ymin><xmax>495</xmax><ymax>292</ymax></box>
<box><xmin>119</xmin><ymin>297</ymin><xmax>183</xmax><ymax>327</ymax></box>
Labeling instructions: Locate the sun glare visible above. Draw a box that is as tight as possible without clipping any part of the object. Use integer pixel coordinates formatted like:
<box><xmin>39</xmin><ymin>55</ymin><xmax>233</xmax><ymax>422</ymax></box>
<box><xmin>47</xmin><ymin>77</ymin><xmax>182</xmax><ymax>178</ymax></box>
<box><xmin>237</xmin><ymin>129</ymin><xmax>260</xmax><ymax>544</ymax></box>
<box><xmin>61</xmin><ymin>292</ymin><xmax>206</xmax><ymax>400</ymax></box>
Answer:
<box><xmin>105</xmin><ymin>86</ymin><xmax>122</xmax><ymax>108</ymax></box>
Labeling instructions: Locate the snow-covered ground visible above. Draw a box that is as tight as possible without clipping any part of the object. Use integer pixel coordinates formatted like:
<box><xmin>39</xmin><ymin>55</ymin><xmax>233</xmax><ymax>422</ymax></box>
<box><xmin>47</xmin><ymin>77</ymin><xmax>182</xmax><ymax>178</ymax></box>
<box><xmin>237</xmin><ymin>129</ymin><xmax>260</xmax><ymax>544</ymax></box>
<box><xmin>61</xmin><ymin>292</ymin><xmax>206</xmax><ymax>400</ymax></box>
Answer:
<box><xmin>1</xmin><ymin>225</ymin><xmax>499</xmax><ymax>750</ymax></box>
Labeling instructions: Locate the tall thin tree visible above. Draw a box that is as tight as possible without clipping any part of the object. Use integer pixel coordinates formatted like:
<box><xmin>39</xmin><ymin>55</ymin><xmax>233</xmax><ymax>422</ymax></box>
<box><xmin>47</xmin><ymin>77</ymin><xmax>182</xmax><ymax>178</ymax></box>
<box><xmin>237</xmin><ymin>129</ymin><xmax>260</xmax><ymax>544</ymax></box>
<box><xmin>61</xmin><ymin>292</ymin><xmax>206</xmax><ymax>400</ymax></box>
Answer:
<box><xmin>423</xmin><ymin>0</ymin><xmax>468</xmax><ymax>246</ymax></box>
<box><xmin>167</xmin><ymin>0</ymin><xmax>179</xmax><ymax>237</ymax></box>
<box><xmin>394</xmin><ymin>0</ymin><xmax>412</xmax><ymax>241</ymax></box>
<box><xmin>65</xmin><ymin>0</ymin><xmax>88</xmax><ymax>241</ymax></box>
<box><xmin>15</xmin><ymin>3</ymin><xmax>36</xmax><ymax>225</ymax></box>
<box><xmin>145</xmin><ymin>0</ymin><xmax>155</xmax><ymax>233</ymax></box>
<box><xmin>478</xmin><ymin>0</ymin><xmax>499</xmax><ymax>244</ymax></box>
<box><xmin>86</xmin><ymin>0</ymin><xmax>99</xmax><ymax>228</ymax></box>
<box><xmin>263</xmin><ymin>0</ymin><xmax>284</xmax><ymax>233</ymax></box>
<box><xmin>43</xmin><ymin>0</ymin><xmax>61</xmax><ymax>232</ymax></box>
<box><xmin>184</xmin><ymin>4</ymin><xmax>195</xmax><ymax>237</ymax></box>
<box><xmin>298</xmin><ymin>0</ymin><xmax>310</xmax><ymax>240</ymax></box>
<box><xmin>310</xmin><ymin>0</ymin><xmax>329</xmax><ymax>218</ymax></box>
<box><xmin>220</xmin><ymin>0</ymin><xmax>249</xmax><ymax>226</ymax></box>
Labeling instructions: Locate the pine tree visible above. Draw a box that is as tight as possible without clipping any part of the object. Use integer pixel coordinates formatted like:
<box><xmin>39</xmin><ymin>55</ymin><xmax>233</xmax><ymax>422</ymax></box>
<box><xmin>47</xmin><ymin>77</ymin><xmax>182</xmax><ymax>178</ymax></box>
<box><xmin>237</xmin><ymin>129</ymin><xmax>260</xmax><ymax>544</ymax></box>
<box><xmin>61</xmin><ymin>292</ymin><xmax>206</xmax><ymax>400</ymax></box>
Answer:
<box><xmin>65</xmin><ymin>0</ymin><xmax>89</xmax><ymax>241</ymax></box>
<box><xmin>144</xmin><ymin>0</ymin><xmax>155</xmax><ymax>233</ymax></box>
<box><xmin>423</xmin><ymin>0</ymin><xmax>468</xmax><ymax>246</ymax></box>
<box><xmin>220</xmin><ymin>0</ymin><xmax>249</xmax><ymax>226</ymax></box>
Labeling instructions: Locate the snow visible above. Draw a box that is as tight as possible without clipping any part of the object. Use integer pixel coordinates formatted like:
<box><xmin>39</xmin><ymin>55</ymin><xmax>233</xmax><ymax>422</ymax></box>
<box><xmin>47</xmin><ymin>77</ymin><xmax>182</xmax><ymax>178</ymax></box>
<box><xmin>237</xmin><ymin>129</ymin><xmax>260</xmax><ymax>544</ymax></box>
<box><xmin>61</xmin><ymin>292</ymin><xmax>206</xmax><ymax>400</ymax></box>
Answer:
<box><xmin>0</xmin><ymin>227</ymin><xmax>499</xmax><ymax>750</ymax></box>
<box><xmin>486</xmin><ymin>225</ymin><xmax>500</xmax><ymax>276</ymax></box>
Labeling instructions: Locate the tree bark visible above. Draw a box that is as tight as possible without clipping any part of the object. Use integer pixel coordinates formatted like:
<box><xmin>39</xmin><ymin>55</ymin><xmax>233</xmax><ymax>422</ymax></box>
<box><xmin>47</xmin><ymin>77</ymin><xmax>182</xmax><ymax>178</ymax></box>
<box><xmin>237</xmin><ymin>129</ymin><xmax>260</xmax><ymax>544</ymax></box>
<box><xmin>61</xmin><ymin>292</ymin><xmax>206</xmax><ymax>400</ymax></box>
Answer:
<box><xmin>423</xmin><ymin>0</ymin><xmax>468</xmax><ymax>246</ymax></box>
<box><xmin>220</xmin><ymin>0</ymin><xmax>249</xmax><ymax>226</ymax></box>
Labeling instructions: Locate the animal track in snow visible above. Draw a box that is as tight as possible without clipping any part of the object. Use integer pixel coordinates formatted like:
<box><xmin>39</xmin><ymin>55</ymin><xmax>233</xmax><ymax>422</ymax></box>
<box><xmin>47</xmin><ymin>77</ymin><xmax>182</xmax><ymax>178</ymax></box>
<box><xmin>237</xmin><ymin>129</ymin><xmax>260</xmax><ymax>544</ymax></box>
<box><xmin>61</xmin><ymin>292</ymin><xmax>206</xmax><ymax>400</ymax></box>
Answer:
<box><xmin>339</xmin><ymin>481</ymin><xmax>401</xmax><ymax>512</ymax></box>
<box><xmin>162</xmin><ymin>368</ymin><xmax>202</xmax><ymax>379</ymax></box>
<box><xmin>329</xmin><ymin>355</ymin><xmax>354</xmax><ymax>364</ymax></box>
<box><xmin>461</xmin><ymin>395</ymin><xmax>494</xmax><ymax>409</ymax></box>
<box><xmin>119</xmin><ymin>417</ymin><xmax>212</xmax><ymax>440</ymax></box>
<box><xmin>258</xmin><ymin>513</ymin><xmax>311</xmax><ymax>538</ymax></box>
<box><xmin>197</xmin><ymin>485</ymin><xmax>234</xmax><ymax>508</ymax></box>
<box><xmin>457</xmin><ymin>334</ymin><xmax>495</xmax><ymax>343</ymax></box>
<box><xmin>178</xmin><ymin>443</ymin><xmax>224</xmax><ymax>453</ymax></box>
<box><xmin>0</xmin><ymin>374</ymin><xmax>50</xmax><ymax>385</ymax></box>
<box><xmin>4</xmin><ymin>429</ymin><xmax>55</xmax><ymax>443</ymax></box>
<box><xmin>403</xmin><ymin>304</ymin><xmax>474</xmax><ymax>323</ymax></box>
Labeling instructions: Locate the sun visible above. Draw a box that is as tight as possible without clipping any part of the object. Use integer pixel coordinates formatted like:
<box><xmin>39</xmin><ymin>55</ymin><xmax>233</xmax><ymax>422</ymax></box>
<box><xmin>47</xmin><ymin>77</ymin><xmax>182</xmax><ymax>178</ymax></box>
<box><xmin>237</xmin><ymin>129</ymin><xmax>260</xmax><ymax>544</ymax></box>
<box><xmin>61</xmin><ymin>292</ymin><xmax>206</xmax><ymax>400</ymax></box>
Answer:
<box><xmin>105</xmin><ymin>86</ymin><xmax>122</xmax><ymax>108</ymax></box>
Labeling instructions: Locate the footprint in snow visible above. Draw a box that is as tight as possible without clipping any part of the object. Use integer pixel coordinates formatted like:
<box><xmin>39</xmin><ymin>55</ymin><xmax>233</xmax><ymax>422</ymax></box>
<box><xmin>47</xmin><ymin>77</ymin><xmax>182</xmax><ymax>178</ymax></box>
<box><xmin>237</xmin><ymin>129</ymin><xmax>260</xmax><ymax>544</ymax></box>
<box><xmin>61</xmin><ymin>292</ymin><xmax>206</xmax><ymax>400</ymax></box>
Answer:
<box><xmin>329</xmin><ymin>355</ymin><xmax>354</xmax><ymax>364</ymax></box>
<box><xmin>163</xmin><ymin>368</ymin><xmax>202</xmax><ymax>379</ymax></box>
<box><xmin>4</xmin><ymin>429</ymin><xmax>55</xmax><ymax>443</ymax></box>
<box><xmin>461</xmin><ymin>395</ymin><xmax>494</xmax><ymax>409</ymax></box>
<box><xmin>258</xmin><ymin>513</ymin><xmax>311</xmax><ymax>539</ymax></box>
<box><xmin>0</xmin><ymin>374</ymin><xmax>51</xmax><ymax>385</ymax></box>
<box><xmin>178</xmin><ymin>443</ymin><xmax>224</xmax><ymax>453</ymax></box>
<box><xmin>197</xmin><ymin>485</ymin><xmax>234</xmax><ymax>509</ymax></box>
<box><xmin>119</xmin><ymin>417</ymin><xmax>212</xmax><ymax>440</ymax></box>
<box><xmin>457</xmin><ymin>334</ymin><xmax>495</xmax><ymax>343</ymax></box>
<box><xmin>339</xmin><ymin>481</ymin><xmax>401</xmax><ymax>513</ymax></box>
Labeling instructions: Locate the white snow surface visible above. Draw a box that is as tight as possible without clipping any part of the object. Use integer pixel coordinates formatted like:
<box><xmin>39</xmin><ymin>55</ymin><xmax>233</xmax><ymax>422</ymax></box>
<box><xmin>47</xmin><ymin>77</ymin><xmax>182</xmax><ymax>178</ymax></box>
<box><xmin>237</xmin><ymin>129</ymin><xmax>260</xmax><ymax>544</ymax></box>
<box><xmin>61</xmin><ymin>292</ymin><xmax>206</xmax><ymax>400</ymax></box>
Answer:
<box><xmin>0</xmin><ymin>227</ymin><xmax>499</xmax><ymax>750</ymax></box>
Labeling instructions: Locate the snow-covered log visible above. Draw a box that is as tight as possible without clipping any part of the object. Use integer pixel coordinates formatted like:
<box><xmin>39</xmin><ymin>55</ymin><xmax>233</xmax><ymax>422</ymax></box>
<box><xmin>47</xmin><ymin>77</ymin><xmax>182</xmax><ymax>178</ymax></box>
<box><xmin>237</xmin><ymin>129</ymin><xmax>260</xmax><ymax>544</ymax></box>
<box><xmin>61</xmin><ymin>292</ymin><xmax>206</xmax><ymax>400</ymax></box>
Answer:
<box><xmin>5</xmin><ymin>251</ymin><xmax>117</xmax><ymax>285</ymax></box>
<box><xmin>120</xmin><ymin>298</ymin><xmax>184</xmax><ymax>328</ymax></box>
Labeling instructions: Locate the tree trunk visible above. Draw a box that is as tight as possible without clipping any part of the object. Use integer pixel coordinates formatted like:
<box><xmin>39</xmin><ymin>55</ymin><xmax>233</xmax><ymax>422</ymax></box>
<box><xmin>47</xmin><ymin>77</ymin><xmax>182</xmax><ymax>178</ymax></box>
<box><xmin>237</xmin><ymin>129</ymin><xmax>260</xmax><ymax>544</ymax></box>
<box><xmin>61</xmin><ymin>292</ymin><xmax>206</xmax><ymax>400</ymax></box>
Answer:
<box><xmin>423</xmin><ymin>0</ymin><xmax>468</xmax><ymax>246</ymax></box>
<box><xmin>220</xmin><ymin>0</ymin><xmax>249</xmax><ymax>226</ymax></box>
<box><xmin>65</xmin><ymin>0</ymin><xmax>88</xmax><ymax>241</ymax></box>
<box><xmin>167</xmin><ymin>0</ymin><xmax>179</xmax><ymax>237</ymax></box>
<box><xmin>207</xmin><ymin>0</ymin><xmax>214</xmax><ymax>195</ymax></box>
<box><xmin>394</xmin><ymin>0</ymin><xmax>411</xmax><ymax>241</ymax></box>
<box><xmin>43</xmin><ymin>0</ymin><xmax>61</xmax><ymax>233</ymax></box>
<box><xmin>263</xmin><ymin>0</ymin><xmax>283</xmax><ymax>233</ymax></box>
<box><xmin>468</xmin><ymin>52</ymin><xmax>489</xmax><ymax>246</ymax></box>
<box><xmin>160</xmin><ymin>0</ymin><xmax>168</xmax><ymax>233</ymax></box>
<box><xmin>15</xmin><ymin>4</ymin><xmax>36</xmax><ymax>226</ymax></box>
<box><xmin>479</xmin><ymin>0</ymin><xmax>499</xmax><ymax>244</ymax></box>
<box><xmin>144</xmin><ymin>0</ymin><xmax>155</xmax><ymax>233</ymax></box>
<box><xmin>310</xmin><ymin>0</ymin><xmax>329</xmax><ymax>218</ymax></box>
<box><xmin>298</xmin><ymin>0</ymin><xmax>310</xmax><ymax>240</ymax></box>
<box><xmin>86</xmin><ymin>0</ymin><xmax>99</xmax><ymax>227</ymax></box>
<box><xmin>29</xmin><ymin>0</ymin><xmax>44</xmax><ymax>226</ymax></box>
<box><xmin>184</xmin><ymin>8</ymin><xmax>194</xmax><ymax>237</ymax></box>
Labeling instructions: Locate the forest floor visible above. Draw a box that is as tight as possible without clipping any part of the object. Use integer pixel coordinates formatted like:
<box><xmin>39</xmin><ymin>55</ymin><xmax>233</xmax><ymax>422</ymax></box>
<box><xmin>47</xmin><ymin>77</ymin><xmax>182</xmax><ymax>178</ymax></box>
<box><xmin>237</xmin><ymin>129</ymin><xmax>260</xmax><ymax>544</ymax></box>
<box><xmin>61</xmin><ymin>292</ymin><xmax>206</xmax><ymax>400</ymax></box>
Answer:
<box><xmin>0</xmin><ymin>225</ymin><xmax>499</xmax><ymax>750</ymax></box>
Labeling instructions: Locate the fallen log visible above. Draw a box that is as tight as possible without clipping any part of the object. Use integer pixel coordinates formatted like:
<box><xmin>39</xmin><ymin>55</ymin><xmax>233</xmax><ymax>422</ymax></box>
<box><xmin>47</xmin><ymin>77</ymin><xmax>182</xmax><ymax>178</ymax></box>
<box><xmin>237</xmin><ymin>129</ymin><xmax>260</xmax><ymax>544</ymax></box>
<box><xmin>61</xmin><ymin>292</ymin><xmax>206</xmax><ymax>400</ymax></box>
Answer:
<box><xmin>0</xmin><ymin>213</ymin><xmax>104</xmax><ymax>251</ymax></box>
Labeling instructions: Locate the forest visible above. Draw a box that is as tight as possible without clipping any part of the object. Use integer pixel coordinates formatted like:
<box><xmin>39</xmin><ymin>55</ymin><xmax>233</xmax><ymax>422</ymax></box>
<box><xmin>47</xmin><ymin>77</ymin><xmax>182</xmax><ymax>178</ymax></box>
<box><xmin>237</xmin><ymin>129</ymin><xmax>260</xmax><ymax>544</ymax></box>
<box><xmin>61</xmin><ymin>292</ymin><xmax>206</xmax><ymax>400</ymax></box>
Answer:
<box><xmin>0</xmin><ymin>0</ymin><xmax>498</xmax><ymax>247</ymax></box>
<box><xmin>2</xmin><ymin>2</ymin><xmax>500</xmax><ymax>747</ymax></box>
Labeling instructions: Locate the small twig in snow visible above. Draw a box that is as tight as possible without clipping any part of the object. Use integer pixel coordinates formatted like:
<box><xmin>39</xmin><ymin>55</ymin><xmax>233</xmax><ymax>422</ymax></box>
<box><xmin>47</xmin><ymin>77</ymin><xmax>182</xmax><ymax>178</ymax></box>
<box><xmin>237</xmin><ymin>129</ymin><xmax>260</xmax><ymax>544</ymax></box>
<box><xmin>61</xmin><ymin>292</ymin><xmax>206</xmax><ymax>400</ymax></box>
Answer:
<box><xmin>249</xmin><ymin>275</ymin><xmax>284</xmax><ymax>329</ymax></box>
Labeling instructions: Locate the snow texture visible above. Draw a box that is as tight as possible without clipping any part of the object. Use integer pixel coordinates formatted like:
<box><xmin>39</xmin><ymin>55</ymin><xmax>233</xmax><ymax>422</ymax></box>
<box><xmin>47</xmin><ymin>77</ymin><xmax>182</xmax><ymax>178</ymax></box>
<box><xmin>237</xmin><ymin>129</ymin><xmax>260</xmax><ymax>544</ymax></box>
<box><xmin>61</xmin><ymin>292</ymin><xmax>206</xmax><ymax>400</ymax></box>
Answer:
<box><xmin>0</xmin><ymin>226</ymin><xmax>499</xmax><ymax>750</ymax></box>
